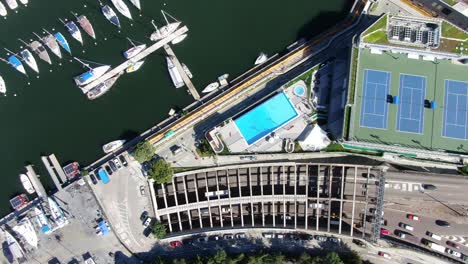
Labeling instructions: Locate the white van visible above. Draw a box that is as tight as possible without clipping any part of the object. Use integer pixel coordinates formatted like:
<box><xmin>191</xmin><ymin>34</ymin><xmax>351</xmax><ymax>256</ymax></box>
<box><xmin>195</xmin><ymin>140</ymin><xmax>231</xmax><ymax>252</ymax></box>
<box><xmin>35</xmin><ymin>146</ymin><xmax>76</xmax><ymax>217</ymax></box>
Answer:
<box><xmin>426</xmin><ymin>231</ymin><xmax>442</xmax><ymax>241</ymax></box>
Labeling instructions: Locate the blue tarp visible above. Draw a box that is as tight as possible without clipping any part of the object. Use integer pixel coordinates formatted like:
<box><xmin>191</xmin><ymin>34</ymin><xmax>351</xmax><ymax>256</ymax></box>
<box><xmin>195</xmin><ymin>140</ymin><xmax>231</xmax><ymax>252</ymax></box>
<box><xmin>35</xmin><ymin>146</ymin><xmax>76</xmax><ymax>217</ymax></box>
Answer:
<box><xmin>98</xmin><ymin>169</ymin><xmax>110</xmax><ymax>184</ymax></box>
<box><xmin>98</xmin><ymin>220</ymin><xmax>110</xmax><ymax>236</ymax></box>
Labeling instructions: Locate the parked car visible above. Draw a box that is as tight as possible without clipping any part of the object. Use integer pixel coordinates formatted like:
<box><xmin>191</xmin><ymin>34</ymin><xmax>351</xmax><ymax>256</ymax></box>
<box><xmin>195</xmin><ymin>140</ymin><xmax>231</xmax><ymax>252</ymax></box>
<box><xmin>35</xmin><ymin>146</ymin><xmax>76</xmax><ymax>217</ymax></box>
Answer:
<box><xmin>407</xmin><ymin>214</ymin><xmax>420</xmax><ymax>221</ymax></box>
<box><xmin>104</xmin><ymin>165</ymin><xmax>113</xmax><ymax>176</ymax></box>
<box><xmin>119</xmin><ymin>155</ymin><xmax>128</xmax><ymax>167</ymax></box>
<box><xmin>446</xmin><ymin>241</ymin><xmax>461</xmax><ymax>249</ymax></box>
<box><xmin>140</xmin><ymin>211</ymin><xmax>148</xmax><ymax>222</ymax></box>
<box><xmin>169</xmin><ymin>241</ymin><xmax>182</xmax><ymax>248</ymax></box>
<box><xmin>426</xmin><ymin>231</ymin><xmax>442</xmax><ymax>241</ymax></box>
<box><xmin>353</xmin><ymin>239</ymin><xmax>366</xmax><ymax>248</ymax></box>
<box><xmin>380</xmin><ymin>228</ymin><xmax>390</xmax><ymax>235</ymax></box>
<box><xmin>140</xmin><ymin>185</ymin><xmax>145</xmax><ymax>196</ymax></box>
<box><xmin>89</xmin><ymin>174</ymin><xmax>98</xmax><ymax>185</ymax></box>
<box><xmin>196</xmin><ymin>236</ymin><xmax>208</xmax><ymax>243</ymax></box>
<box><xmin>113</xmin><ymin>158</ymin><xmax>122</xmax><ymax>169</ymax></box>
<box><xmin>435</xmin><ymin>220</ymin><xmax>450</xmax><ymax>227</ymax></box>
<box><xmin>446</xmin><ymin>249</ymin><xmax>461</xmax><ymax>258</ymax></box>
<box><xmin>143</xmin><ymin>227</ymin><xmax>152</xmax><ymax>237</ymax></box>
<box><xmin>395</xmin><ymin>230</ymin><xmax>406</xmax><ymax>239</ymax></box>
<box><xmin>209</xmin><ymin>235</ymin><xmax>222</xmax><ymax>241</ymax></box>
<box><xmin>235</xmin><ymin>233</ymin><xmax>246</xmax><ymax>239</ymax></box>
<box><xmin>421</xmin><ymin>184</ymin><xmax>437</xmax><ymax>191</ymax></box>
<box><xmin>328</xmin><ymin>237</ymin><xmax>340</xmax><ymax>243</ymax></box>
<box><xmin>223</xmin><ymin>234</ymin><xmax>234</xmax><ymax>240</ymax></box>
<box><xmin>262</xmin><ymin>233</ymin><xmax>274</xmax><ymax>238</ymax></box>
<box><xmin>378</xmin><ymin>251</ymin><xmax>391</xmax><ymax>259</ymax></box>
<box><xmin>142</xmin><ymin>161</ymin><xmax>151</xmax><ymax>176</ymax></box>
<box><xmin>143</xmin><ymin>217</ymin><xmax>152</xmax><ymax>227</ymax></box>
<box><xmin>108</xmin><ymin>160</ymin><xmax>117</xmax><ymax>172</ymax></box>
<box><xmin>275</xmin><ymin>234</ymin><xmax>285</xmax><ymax>239</ymax></box>
<box><xmin>399</xmin><ymin>223</ymin><xmax>414</xmax><ymax>231</ymax></box>
<box><xmin>315</xmin><ymin>235</ymin><xmax>327</xmax><ymax>242</ymax></box>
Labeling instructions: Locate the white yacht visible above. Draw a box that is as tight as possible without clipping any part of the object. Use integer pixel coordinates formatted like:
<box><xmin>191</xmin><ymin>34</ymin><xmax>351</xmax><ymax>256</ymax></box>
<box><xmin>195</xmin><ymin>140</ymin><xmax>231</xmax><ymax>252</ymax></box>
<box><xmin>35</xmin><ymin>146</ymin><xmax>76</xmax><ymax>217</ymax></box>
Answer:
<box><xmin>3</xmin><ymin>229</ymin><xmax>24</xmax><ymax>261</ymax></box>
<box><xmin>150</xmin><ymin>11</ymin><xmax>181</xmax><ymax>41</ymax></box>
<box><xmin>166</xmin><ymin>56</ymin><xmax>184</xmax><ymax>88</ymax></box>
<box><xmin>126</xmin><ymin>60</ymin><xmax>144</xmax><ymax>73</ymax></box>
<box><xmin>254</xmin><ymin>52</ymin><xmax>268</xmax><ymax>65</ymax></box>
<box><xmin>111</xmin><ymin>0</ymin><xmax>132</xmax><ymax>20</ymax></box>
<box><xmin>102</xmin><ymin>140</ymin><xmax>125</xmax><ymax>153</ymax></box>
<box><xmin>48</xmin><ymin>197</ymin><xmax>68</xmax><ymax>228</ymax></box>
<box><xmin>5</xmin><ymin>0</ymin><xmax>18</xmax><ymax>10</ymax></box>
<box><xmin>0</xmin><ymin>76</ymin><xmax>5</xmax><ymax>94</ymax></box>
<box><xmin>20</xmin><ymin>49</ymin><xmax>39</xmax><ymax>74</ymax></box>
<box><xmin>171</xmin><ymin>34</ymin><xmax>187</xmax><ymax>45</ymax></box>
<box><xmin>87</xmin><ymin>73</ymin><xmax>122</xmax><ymax>100</ymax></box>
<box><xmin>20</xmin><ymin>174</ymin><xmax>35</xmax><ymax>194</ymax></box>
<box><xmin>202</xmin><ymin>82</ymin><xmax>220</xmax><ymax>93</ymax></box>
<box><xmin>181</xmin><ymin>63</ymin><xmax>192</xmax><ymax>79</ymax></box>
<box><xmin>12</xmin><ymin>218</ymin><xmax>38</xmax><ymax>248</ymax></box>
<box><xmin>0</xmin><ymin>2</ymin><xmax>7</xmax><ymax>16</ymax></box>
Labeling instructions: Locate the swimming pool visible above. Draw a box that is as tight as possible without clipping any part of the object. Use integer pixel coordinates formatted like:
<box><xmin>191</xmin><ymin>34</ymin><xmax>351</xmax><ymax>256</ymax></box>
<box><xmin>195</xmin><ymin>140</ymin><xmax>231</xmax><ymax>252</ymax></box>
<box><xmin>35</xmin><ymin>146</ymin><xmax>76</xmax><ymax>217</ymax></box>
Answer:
<box><xmin>294</xmin><ymin>85</ymin><xmax>306</xmax><ymax>96</ymax></box>
<box><xmin>234</xmin><ymin>92</ymin><xmax>298</xmax><ymax>145</ymax></box>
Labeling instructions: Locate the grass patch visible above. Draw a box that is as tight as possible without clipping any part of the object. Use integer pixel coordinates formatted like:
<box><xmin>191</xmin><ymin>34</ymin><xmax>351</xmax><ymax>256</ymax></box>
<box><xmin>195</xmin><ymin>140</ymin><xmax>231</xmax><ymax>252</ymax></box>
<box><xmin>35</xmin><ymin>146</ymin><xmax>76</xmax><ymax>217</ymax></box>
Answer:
<box><xmin>370</xmin><ymin>1</ymin><xmax>379</xmax><ymax>12</ymax></box>
<box><xmin>286</xmin><ymin>65</ymin><xmax>319</xmax><ymax>100</ymax></box>
<box><xmin>325</xmin><ymin>143</ymin><xmax>345</xmax><ymax>152</ymax></box>
<box><xmin>362</xmin><ymin>14</ymin><xmax>388</xmax><ymax>36</ymax></box>
<box><xmin>342</xmin><ymin>107</ymin><xmax>351</xmax><ymax>140</ymax></box>
<box><xmin>348</xmin><ymin>47</ymin><xmax>359</xmax><ymax>104</ymax></box>
<box><xmin>294</xmin><ymin>141</ymin><xmax>303</xmax><ymax>152</ymax></box>
<box><xmin>195</xmin><ymin>139</ymin><xmax>215</xmax><ymax>157</ymax></box>
<box><xmin>173</xmin><ymin>167</ymin><xmax>199</xmax><ymax>173</ymax></box>
<box><xmin>442</xmin><ymin>0</ymin><xmax>458</xmax><ymax>6</ymax></box>
<box><xmin>442</xmin><ymin>21</ymin><xmax>468</xmax><ymax>40</ymax></box>
<box><xmin>363</xmin><ymin>31</ymin><xmax>389</xmax><ymax>44</ymax></box>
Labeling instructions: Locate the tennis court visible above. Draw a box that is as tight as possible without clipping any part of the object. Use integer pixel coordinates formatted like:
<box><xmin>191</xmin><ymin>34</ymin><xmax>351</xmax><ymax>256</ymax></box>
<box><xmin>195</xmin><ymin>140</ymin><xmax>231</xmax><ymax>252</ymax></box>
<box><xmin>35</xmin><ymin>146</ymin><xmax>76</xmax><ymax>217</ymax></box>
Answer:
<box><xmin>396</xmin><ymin>74</ymin><xmax>426</xmax><ymax>134</ymax></box>
<box><xmin>360</xmin><ymin>69</ymin><xmax>390</xmax><ymax>129</ymax></box>
<box><xmin>443</xmin><ymin>80</ymin><xmax>468</xmax><ymax>140</ymax></box>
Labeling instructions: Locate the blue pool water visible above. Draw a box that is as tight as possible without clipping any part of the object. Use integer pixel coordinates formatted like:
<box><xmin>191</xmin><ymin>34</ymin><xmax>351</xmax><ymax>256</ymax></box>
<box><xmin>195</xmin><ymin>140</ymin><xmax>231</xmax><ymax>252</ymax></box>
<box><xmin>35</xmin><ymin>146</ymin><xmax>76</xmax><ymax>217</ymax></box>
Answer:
<box><xmin>294</xmin><ymin>85</ymin><xmax>306</xmax><ymax>96</ymax></box>
<box><xmin>234</xmin><ymin>92</ymin><xmax>298</xmax><ymax>145</ymax></box>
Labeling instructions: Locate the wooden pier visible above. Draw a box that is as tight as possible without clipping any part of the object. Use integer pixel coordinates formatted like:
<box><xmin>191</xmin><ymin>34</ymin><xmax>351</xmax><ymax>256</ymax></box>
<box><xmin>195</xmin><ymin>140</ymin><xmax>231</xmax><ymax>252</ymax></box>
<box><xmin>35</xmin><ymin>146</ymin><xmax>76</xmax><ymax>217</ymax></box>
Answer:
<box><xmin>164</xmin><ymin>45</ymin><xmax>200</xmax><ymax>100</ymax></box>
<box><xmin>81</xmin><ymin>26</ymin><xmax>189</xmax><ymax>93</ymax></box>
<box><xmin>25</xmin><ymin>165</ymin><xmax>47</xmax><ymax>198</ymax></box>
<box><xmin>41</xmin><ymin>156</ymin><xmax>63</xmax><ymax>190</ymax></box>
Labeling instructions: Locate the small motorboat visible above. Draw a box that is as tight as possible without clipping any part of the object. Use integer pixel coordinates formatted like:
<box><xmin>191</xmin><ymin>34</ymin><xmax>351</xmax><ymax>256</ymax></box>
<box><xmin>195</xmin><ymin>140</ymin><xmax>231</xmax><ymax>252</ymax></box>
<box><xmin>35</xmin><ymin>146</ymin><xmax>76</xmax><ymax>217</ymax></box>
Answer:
<box><xmin>5</xmin><ymin>0</ymin><xmax>18</xmax><ymax>10</ymax></box>
<box><xmin>202</xmin><ymin>82</ymin><xmax>220</xmax><ymax>93</ymax></box>
<box><xmin>102</xmin><ymin>139</ymin><xmax>125</xmax><ymax>153</ymax></box>
<box><xmin>0</xmin><ymin>2</ymin><xmax>7</xmax><ymax>16</ymax></box>
<box><xmin>20</xmin><ymin>49</ymin><xmax>39</xmax><ymax>74</ymax></box>
<box><xmin>171</xmin><ymin>34</ymin><xmax>187</xmax><ymax>45</ymax></box>
<box><xmin>254</xmin><ymin>52</ymin><xmax>268</xmax><ymax>65</ymax></box>
<box><xmin>87</xmin><ymin>73</ymin><xmax>122</xmax><ymax>100</ymax></box>
<box><xmin>18</xmin><ymin>0</ymin><xmax>27</xmax><ymax>5</ymax></box>
<box><xmin>0</xmin><ymin>76</ymin><xmax>6</xmax><ymax>94</ymax></box>
<box><xmin>54</xmin><ymin>32</ymin><xmax>72</xmax><ymax>55</ymax></box>
<box><xmin>123</xmin><ymin>38</ymin><xmax>146</xmax><ymax>59</ymax></box>
<box><xmin>181</xmin><ymin>63</ymin><xmax>192</xmax><ymax>79</ymax></box>
<box><xmin>126</xmin><ymin>60</ymin><xmax>144</xmax><ymax>73</ymax></box>
<box><xmin>129</xmin><ymin>0</ymin><xmax>141</xmax><ymax>10</ymax></box>
<box><xmin>110</xmin><ymin>0</ymin><xmax>132</xmax><ymax>20</ymax></box>
<box><xmin>19</xmin><ymin>174</ymin><xmax>35</xmax><ymax>194</ymax></box>
<box><xmin>75</xmin><ymin>14</ymin><xmax>96</xmax><ymax>39</ymax></box>
<box><xmin>60</xmin><ymin>19</ymin><xmax>83</xmax><ymax>45</ymax></box>
<box><xmin>74</xmin><ymin>65</ymin><xmax>111</xmax><ymax>86</ymax></box>
<box><xmin>35</xmin><ymin>30</ymin><xmax>62</xmax><ymax>59</ymax></box>
<box><xmin>101</xmin><ymin>5</ymin><xmax>121</xmax><ymax>28</ymax></box>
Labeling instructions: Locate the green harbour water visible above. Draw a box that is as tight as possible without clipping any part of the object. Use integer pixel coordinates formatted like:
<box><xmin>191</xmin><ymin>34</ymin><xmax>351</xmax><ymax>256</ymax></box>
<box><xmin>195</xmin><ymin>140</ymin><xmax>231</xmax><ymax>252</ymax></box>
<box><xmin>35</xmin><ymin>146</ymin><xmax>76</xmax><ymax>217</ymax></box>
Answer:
<box><xmin>0</xmin><ymin>0</ymin><xmax>349</xmax><ymax>216</ymax></box>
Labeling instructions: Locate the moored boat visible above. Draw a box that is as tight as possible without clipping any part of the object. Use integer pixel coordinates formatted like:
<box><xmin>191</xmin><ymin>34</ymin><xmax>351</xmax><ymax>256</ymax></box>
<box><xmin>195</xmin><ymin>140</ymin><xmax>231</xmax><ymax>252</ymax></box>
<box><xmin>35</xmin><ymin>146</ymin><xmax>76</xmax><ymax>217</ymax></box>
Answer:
<box><xmin>171</xmin><ymin>34</ymin><xmax>187</xmax><ymax>45</ymax></box>
<box><xmin>202</xmin><ymin>82</ymin><xmax>220</xmax><ymax>93</ymax></box>
<box><xmin>7</xmin><ymin>55</ymin><xmax>27</xmax><ymax>75</ymax></box>
<box><xmin>0</xmin><ymin>76</ymin><xmax>5</xmax><ymax>94</ymax></box>
<box><xmin>0</xmin><ymin>2</ymin><xmax>7</xmax><ymax>16</ymax></box>
<box><xmin>36</xmin><ymin>30</ymin><xmax>62</xmax><ymax>59</ymax></box>
<box><xmin>111</xmin><ymin>0</ymin><xmax>132</xmax><ymax>20</ymax></box>
<box><xmin>102</xmin><ymin>139</ymin><xmax>125</xmax><ymax>153</ymax></box>
<box><xmin>5</xmin><ymin>0</ymin><xmax>18</xmax><ymax>10</ymax></box>
<box><xmin>254</xmin><ymin>52</ymin><xmax>268</xmax><ymax>65</ymax></box>
<box><xmin>87</xmin><ymin>73</ymin><xmax>122</xmax><ymax>100</ymax></box>
<box><xmin>74</xmin><ymin>65</ymin><xmax>111</xmax><ymax>86</ymax></box>
<box><xmin>34</xmin><ymin>207</ymin><xmax>51</xmax><ymax>234</ymax></box>
<box><xmin>20</xmin><ymin>39</ymin><xmax>52</xmax><ymax>65</ymax></box>
<box><xmin>20</xmin><ymin>49</ymin><xmax>39</xmax><ymax>74</ymax></box>
<box><xmin>129</xmin><ymin>0</ymin><xmax>141</xmax><ymax>10</ymax></box>
<box><xmin>9</xmin><ymin>194</ymin><xmax>28</xmax><ymax>210</ymax></box>
<box><xmin>126</xmin><ymin>60</ymin><xmax>144</xmax><ymax>73</ymax></box>
<box><xmin>3</xmin><ymin>229</ymin><xmax>24</xmax><ymax>261</ymax></box>
<box><xmin>61</xmin><ymin>19</ymin><xmax>83</xmax><ymax>45</ymax></box>
<box><xmin>18</xmin><ymin>0</ymin><xmax>27</xmax><ymax>5</ymax></box>
<box><xmin>54</xmin><ymin>32</ymin><xmax>72</xmax><ymax>55</ymax></box>
<box><xmin>20</xmin><ymin>174</ymin><xmax>35</xmax><ymax>194</ymax></box>
<box><xmin>181</xmin><ymin>63</ymin><xmax>192</xmax><ymax>79</ymax></box>
<box><xmin>101</xmin><ymin>5</ymin><xmax>121</xmax><ymax>28</ymax></box>
<box><xmin>166</xmin><ymin>56</ymin><xmax>184</xmax><ymax>88</ymax></box>
<box><xmin>48</xmin><ymin>197</ymin><xmax>68</xmax><ymax>228</ymax></box>
<box><xmin>75</xmin><ymin>14</ymin><xmax>96</xmax><ymax>39</ymax></box>
<box><xmin>150</xmin><ymin>11</ymin><xmax>181</xmax><ymax>41</ymax></box>
<box><xmin>12</xmin><ymin>218</ymin><xmax>38</xmax><ymax>248</ymax></box>
<box><xmin>123</xmin><ymin>38</ymin><xmax>146</xmax><ymax>59</ymax></box>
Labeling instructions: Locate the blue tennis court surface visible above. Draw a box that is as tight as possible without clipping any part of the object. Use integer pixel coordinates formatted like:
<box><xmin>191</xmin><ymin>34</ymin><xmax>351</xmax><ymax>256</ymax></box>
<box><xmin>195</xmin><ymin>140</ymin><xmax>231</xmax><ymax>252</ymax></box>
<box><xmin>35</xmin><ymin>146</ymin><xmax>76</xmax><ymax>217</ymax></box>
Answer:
<box><xmin>443</xmin><ymin>80</ymin><xmax>468</xmax><ymax>140</ymax></box>
<box><xmin>396</xmin><ymin>74</ymin><xmax>426</xmax><ymax>134</ymax></box>
<box><xmin>360</xmin><ymin>69</ymin><xmax>390</xmax><ymax>129</ymax></box>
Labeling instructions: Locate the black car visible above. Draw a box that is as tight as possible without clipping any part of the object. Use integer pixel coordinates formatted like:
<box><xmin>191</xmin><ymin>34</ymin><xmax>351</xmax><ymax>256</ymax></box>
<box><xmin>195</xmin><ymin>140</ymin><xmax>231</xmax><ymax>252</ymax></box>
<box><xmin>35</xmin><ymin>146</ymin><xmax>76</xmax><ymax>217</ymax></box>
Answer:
<box><xmin>119</xmin><ymin>155</ymin><xmax>128</xmax><ymax>167</ymax></box>
<box><xmin>105</xmin><ymin>165</ymin><xmax>113</xmax><ymax>176</ymax></box>
<box><xmin>143</xmin><ymin>227</ymin><xmax>152</xmax><ymax>237</ymax></box>
<box><xmin>435</xmin><ymin>220</ymin><xmax>450</xmax><ymax>227</ymax></box>
<box><xmin>353</xmin><ymin>239</ymin><xmax>366</xmax><ymax>248</ymax></box>
<box><xmin>89</xmin><ymin>174</ymin><xmax>98</xmax><ymax>185</ymax></box>
<box><xmin>422</xmin><ymin>184</ymin><xmax>437</xmax><ymax>191</ymax></box>
<box><xmin>140</xmin><ymin>211</ymin><xmax>149</xmax><ymax>222</ymax></box>
<box><xmin>108</xmin><ymin>160</ymin><xmax>117</xmax><ymax>172</ymax></box>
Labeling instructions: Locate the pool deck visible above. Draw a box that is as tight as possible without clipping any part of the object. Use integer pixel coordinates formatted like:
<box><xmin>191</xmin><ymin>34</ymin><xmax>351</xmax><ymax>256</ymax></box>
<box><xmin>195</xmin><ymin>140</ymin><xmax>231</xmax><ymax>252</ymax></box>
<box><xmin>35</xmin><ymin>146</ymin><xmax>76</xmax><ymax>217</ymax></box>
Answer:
<box><xmin>216</xmin><ymin>81</ymin><xmax>313</xmax><ymax>153</ymax></box>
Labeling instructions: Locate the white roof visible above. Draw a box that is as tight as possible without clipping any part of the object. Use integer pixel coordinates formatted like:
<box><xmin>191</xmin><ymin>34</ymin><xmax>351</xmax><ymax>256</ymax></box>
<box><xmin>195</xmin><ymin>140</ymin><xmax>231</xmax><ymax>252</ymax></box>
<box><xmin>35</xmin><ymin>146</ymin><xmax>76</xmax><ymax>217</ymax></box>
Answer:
<box><xmin>298</xmin><ymin>125</ymin><xmax>331</xmax><ymax>151</ymax></box>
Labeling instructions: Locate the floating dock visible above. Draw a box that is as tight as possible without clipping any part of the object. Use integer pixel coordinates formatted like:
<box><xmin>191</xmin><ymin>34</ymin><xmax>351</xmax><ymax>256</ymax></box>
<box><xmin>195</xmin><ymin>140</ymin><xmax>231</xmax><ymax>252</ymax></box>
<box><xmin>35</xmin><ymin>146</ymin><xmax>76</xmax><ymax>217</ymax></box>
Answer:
<box><xmin>41</xmin><ymin>154</ymin><xmax>68</xmax><ymax>191</ymax></box>
<box><xmin>49</xmin><ymin>154</ymin><xmax>67</xmax><ymax>183</ymax></box>
<box><xmin>25</xmin><ymin>165</ymin><xmax>47</xmax><ymax>198</ymax></box>
<box><xmin>81</xmin><ymin>26</ymin><xmax>189</xmax><ymax>93</ymax></box>
<box><xmin>164</xmin><ymin>45</ymin><xmax>200</xmax><ymax>100</ymax></box>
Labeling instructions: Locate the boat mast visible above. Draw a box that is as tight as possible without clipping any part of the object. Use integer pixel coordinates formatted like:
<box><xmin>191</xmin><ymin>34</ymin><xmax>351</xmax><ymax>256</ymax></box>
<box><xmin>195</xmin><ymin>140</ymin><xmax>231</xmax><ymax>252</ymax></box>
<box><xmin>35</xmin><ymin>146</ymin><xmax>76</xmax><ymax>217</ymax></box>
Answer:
<box><xmin>161</xmin><ymin>10</ymin><xmax>169</xmax><ymax>25</ymax></box>
<box><xmin>70</xmin><ymin>11</ymin><xmax>79</xmax><ymax>20</ymax></box>
<box><xmin>18</xmin><ymin>38</ymin><xmax>31</xmax><ymax>47</ymax></box>
<box><xmin>73</xmin><ymin>57</ymin><xmax>92</xmax><ymax>70</ymax></box>
<box><xmin>161</xmin><ymin>10</ymin><xmax>179</xmax><ymax>23</ymax></box>
<box><xmin>41</xmin><ymin>28</ymin><xmax>54</xmax><ymax>36</ymax></box>
<box><xmin>127</xmin><ymin>37</ymin><xmax>136</xmax><ymax>47</ymax></box>
<box><xmin>151</xmin><ymin>20</ymin><xmax>160</xmax><ymax>34</ymax></box>
<box><xmin>4</xmin><ymin>48</ymin><xmax>19</xmax><ymax>57</ymax></box>
<box><xmin>0</xmin><ymin>57</ymin><xmax>12</xmax><ymax>66</ymax></box>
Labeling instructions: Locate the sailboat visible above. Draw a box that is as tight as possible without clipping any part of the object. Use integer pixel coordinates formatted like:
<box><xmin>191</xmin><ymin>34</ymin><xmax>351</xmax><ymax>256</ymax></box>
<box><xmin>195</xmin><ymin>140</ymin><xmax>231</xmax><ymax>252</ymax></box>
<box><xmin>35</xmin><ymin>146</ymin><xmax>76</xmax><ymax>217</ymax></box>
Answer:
<box><xmin>123</xmin><ymin>38</ymin><xmax>146</xmax><ymax>59</ymax></box>
<box><xmin>126</xmin><ymin>60</ymin><xmax>144</xmax><ymax>73</ymax></box>
<box><xmin>102</xmin><ymin>140</ymin><xmax>125</xmax><ymax>153</ymax></box>
<box><xmin>171</xmin><ymin>34</ymin><xmax>187</xmax><ymax>45</ymax></box>
<box><xmin>48</xmin><ymin>197</ymin><xmax>68</xmax><ymax>228</ymax></box>
<box><xmin>254</xmin><ymin>52</ymin><xmax>268</xmax><ymax>65</ymax></box>
<box><xmin>60</xmin><ymin>18</ymin><xmax>83</xmax><ymax>45</ymax></box>
<box><xmin>5</xmin><ymin>0</ymin><xmax>18</xmax><ymax>10</ymax></box>
<box><xmin>12</xmin><ymin>218</ymin><xmax>38</xmax><ymax>248</ymax></box>
<box><xmin>101</xmin><ymin>5</ymin><xmax>121</xmax><ymax>28</ymax></box>
<box><xmin>19</xmin><ymin>39</ymin><xmax>52</xmax><ymax>65</ymax></box>
<box><xmin>73</xmin><ymin>57</ymin><xmax>111</xmax><ymax>87</ymax></box>
<box><xmin>0</xmin><ymin>2</ymin><xmax>7</xmax><ymax>16</ymax></box>
<box><xmin>35</xmin><ymin>30</ymin><xmax>62</xmax><ymax>59</ymax></box>
<box><xmin>72</xmin><ymin>12</ymin><xmax>96</xmax><ymax>39</ymax></box>
<box><xmin>0</xmin><ymin>76</ymin><xmax>6</xmax><ymax>94</ymax></box>
<box><xmin>3</xmin><ymin>229</ymin><xmax>24</xmax><ymax>262</ymax></box>
<box><xmin>19</xmin><ymin>174</ymin><xmax>35</xmax><ymax>194</ymax></box>
<box><xmin>20</xmin><ymin>49</ymin><xmax>39</xmax><ymax>74</ymax></box>
<box><xmin>150</xmin><ymin>10</ymin><xmax>181</xmax><ymax>41</ymax></box>
<box><xmin>87</xmin><ymin>73</ymin><xmax>122</xmax><ymax>100</ymax></box>
<box><xmin>202</xmin><ymin>82</ymin><xmax>220</xmax><ymax>93</ymax></box>
<box><xmin>110</xmin><ymin>0</ymin><xmax>132</xmax><ymax>20</ymax></box>
<box><xmin>34</xmin><ymin>207</ymin><xmax>51</xmax><ymax>234</ymax></box>
<box><xmin>54</xmin><ymin>32</ymin><xmax>72</xmax><ymax>55</ymax></box>
<box><xmin>129</xmin><ymin>0</ymin><xmax>141</xmax><ymax>10</ymax></box>
<box><xmin>18</xmin><ymin>0</ymin><xmax>27</xmax><ymax>5</ymax></box>
<box><xmin>1</xmin><ymin>55</ymin><xmax>27</xmax><ymax>75</ymax></box>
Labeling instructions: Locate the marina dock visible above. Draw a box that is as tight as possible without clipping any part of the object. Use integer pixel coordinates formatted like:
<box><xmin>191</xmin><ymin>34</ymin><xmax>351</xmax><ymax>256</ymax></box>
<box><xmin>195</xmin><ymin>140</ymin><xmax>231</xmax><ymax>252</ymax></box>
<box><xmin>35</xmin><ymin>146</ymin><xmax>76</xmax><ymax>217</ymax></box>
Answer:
<box><xmin>25</xmin><ymin>165</ymin><xmax>47</xmax><ymax>198</ymax></box>
<box><xmin>164</xmin><ymin>45</ymin><xmax>200</xmax><ymax>100</ymax></box>
<box><xmin>49</xmin><ymin>154</ymin><xmax>68</xmax><ymax>183</ymax></box>
<box><xmin>41</xmin><ymin>155</ymin><xmax>63</xmax><ymax>190</ymax></box>
<box><xmin>81</xmin><ymin>26</ymin><xmax>189</xmax><ymax>92</ymax></box>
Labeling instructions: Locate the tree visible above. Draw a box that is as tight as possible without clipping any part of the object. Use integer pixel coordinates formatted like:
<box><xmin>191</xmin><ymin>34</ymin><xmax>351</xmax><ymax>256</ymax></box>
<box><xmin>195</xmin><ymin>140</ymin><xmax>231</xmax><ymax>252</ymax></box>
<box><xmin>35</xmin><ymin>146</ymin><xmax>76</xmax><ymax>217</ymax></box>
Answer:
<box><xmin>196</xmin><ymin>139</ymin><xmax>215</xmax><ymax>157</ymax></box>
<box><xmin>152</xmin><ymin>257</ymin><xmax>166</xmax><ymax>264</ymax></box>
<box><xmin>149</xmin><ymin>159</ymin><xmax>174</xmax><ymax>184</ymax></box>
<box><xmin>207</xmin><ymin>250</ymin><xmax>227</xmax><ymax>264</ymax></box>
<box><xmin>172</xmin><ymin>259</ymin><xmax>187</xmax><ymax>264</ymax></box>
<box><xmin>151</xmin><ymin>221</ymin><xmax>167</xmax><ymax>239</ymax></box>
<box><xmin>321</xmin><ymin>252</ymin><xmax>344</xmax><ymax>264</ymax></box>
<box><xmin>133</xmin><ymin>141</ymin><xmax>155</xmax><ymax>163</ymax></box>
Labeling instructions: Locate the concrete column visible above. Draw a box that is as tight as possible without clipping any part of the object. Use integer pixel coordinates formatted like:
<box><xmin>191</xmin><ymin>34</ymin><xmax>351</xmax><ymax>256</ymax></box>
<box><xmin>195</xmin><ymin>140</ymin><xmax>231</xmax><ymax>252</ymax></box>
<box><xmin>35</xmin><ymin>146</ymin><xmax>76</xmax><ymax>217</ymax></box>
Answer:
<box><xmin>260</xmin><ymin>167</ymin><xmax>265</xmax><ymax>227</ymax></box>
<box><xmin>215</xmin><ymin>170</ymin><xmax>223</xmax><ymax>228</ymax></box>
<box><xmin>204</xmin><ymin>173</ymin><xmax>213</xmax><ymax>228</ymax></box>
<box><xmin>339</xmin><ymin>166</ymin><xmax>345</xmax><ymax>234</ymax></box>
<box><xmin>316</xmin><ymin>165</ymin><xmax>320</xmax><ymax>231</ymax></box>
<box><xmin>327</xmin><ymin>166</ymin><xmax>333</xmax><ymax>233</ymax></box>
<box><xmin>350</xmin><ymin>166</ymin><xmax>358</xmax><ymax>237</ymax></box>
<box><xmin>249</xmin><ymin>168</ymin><xmax>254</xmax><ymax>227</ymax></box>
<box><xmin>172</xmin><ymin>178</ymin><xmax>183</xmax><ymax>231</ymax></box>
<box><xmin>283</xmin><ymin>165</ymin><xmax>286</xmax><ymax>228</ymax></box>
<box><xmin>182</xmin><ymin>176</ymin><xmax>192</xmax><ymax>230</ymax></box>
<box><xmin>194</xmin><ymin>174</ymin><xmax>203</xmax><ymax>228</ymax></box>
<box><xmin>305</xmin><ymin>164</ymin><xmax>309</xmax><ymax>230</ymax></box>
<box><xmin>294</xmin><ymin>164</ymin><xmax>298</xmax><ymax>229</ymax></box>
<box><xmin>167</xmin><ymin>213</ymin><xmax>173</xmax><ymax>232</ymax></box>
<box><xmin>162</xmin><ymin>184</ymin><xmax>168</xmax><ymax>209</ymax></box>
<box><xmin>226</xmin><ymin>170</ymin><xmax>234</xmax><ymax>227</ymax></box>
<box><xmin>272</xmin><ymin>166</ymin><xmax>275</xmax><ymax>227</ymax></box>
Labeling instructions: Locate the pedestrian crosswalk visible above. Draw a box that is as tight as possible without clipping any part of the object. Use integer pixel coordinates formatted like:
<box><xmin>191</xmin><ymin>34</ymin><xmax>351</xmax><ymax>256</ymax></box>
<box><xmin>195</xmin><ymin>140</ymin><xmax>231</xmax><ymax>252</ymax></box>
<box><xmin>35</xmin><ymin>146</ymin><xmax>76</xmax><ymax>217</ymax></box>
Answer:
<box><xmin>443</xmin><ymin>235</ymin><xmax>468</xmax><ymax>247</ymax></box>
<box><xmin>385</xmin><ymin>181</ymin><xmax>420</xmax><ymax>192</ymax></box>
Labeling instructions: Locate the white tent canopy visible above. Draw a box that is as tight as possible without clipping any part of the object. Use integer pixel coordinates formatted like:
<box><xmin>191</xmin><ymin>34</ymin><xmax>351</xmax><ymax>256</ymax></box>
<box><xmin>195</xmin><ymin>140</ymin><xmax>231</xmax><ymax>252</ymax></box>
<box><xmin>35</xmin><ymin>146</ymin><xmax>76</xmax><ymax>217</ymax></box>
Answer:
<box><xmin>298</xmin><ymin>125</ymin><xmax>331</xmax><ymax>151</ymax></box>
